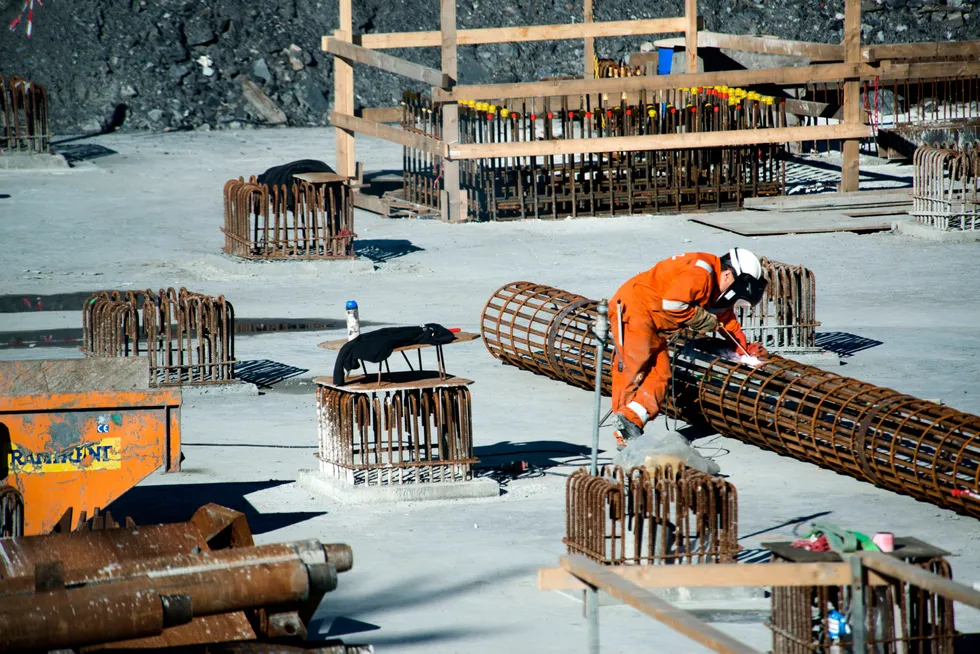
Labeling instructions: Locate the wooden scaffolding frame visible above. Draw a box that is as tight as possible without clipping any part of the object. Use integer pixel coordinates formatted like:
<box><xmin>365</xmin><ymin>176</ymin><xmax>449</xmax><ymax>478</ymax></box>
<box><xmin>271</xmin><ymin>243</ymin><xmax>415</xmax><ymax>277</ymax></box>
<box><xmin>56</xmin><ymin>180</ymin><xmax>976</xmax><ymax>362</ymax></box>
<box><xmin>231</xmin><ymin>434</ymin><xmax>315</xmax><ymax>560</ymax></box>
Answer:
<box><xmin>325</xmin><ymin>0</ymin><xmax>980</xmax><ymax>222</ymax></box>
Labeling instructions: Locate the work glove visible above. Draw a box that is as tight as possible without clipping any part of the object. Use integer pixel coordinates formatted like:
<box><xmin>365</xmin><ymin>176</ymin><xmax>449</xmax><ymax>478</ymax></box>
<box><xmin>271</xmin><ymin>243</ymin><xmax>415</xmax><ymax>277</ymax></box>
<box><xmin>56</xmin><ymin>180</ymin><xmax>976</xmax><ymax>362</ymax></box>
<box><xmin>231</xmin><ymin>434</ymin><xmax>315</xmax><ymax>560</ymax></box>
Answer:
<box><xmin>745</xmin><ymin>342</ymin><xmax>768</xmax><ymax>358</ymax></box>
<box><xmin>684</xmin><ymin>307</ymin><xmax>720</xmax><ymax>335</ymax></box>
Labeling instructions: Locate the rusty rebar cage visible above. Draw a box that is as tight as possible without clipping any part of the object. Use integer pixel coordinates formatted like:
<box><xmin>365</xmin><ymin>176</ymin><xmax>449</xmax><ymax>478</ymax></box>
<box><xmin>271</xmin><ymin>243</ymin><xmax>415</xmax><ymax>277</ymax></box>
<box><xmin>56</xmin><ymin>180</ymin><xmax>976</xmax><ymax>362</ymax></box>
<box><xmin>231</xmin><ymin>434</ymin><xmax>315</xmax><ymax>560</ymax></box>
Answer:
<box><xmin>565</xmin><ymin>464</ymin><xmax>738</xmax><ymax>566</ymax></box>
<box><xmin>769</xmin><ymin>555</ymin><xmax>955</xmax><ymax>654</ymax></box>
<box><xmin>402</xmin><ymin>89</ymin><xmax>786</xmax><ymax>221</ymax></box>
<box><xmin>736</xmin><ymin>258</ymin><xmax>819</xmax><ymax>351</ymax></box>
<box><xmin>912</xmin><ymin>143</ymin><xmax>980</xmax><ymax>231</ymax></box>
<box><xmin>316</xmin><ymin>380</ymin><xmax>478</xmax><ymax>486</ymax></box>
<box><xmin>223</xmin><ymin>176</ymin><xmax>356</xmax><ymax>259</ymax></box>
<box><xmin>480</xmin><ymin>281</ymin><xmax>980</xmax><ymax>517</ymax></box>
<box><xmin>81</xmin><ymin>287</ymin><xmax>236</xmax><ymax>386</ymax></box>
<box><xmin>0</xmin><ymin>75</ymin><xmax>49</xmax><ymax>154</ymax></box>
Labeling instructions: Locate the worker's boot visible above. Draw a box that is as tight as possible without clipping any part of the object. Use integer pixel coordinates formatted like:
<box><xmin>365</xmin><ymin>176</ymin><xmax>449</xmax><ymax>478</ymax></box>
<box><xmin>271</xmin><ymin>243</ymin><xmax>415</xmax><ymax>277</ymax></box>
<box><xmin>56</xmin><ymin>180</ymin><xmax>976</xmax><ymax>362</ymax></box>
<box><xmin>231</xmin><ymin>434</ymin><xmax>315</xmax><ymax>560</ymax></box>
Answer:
<box><xmin>611</xmin><ymin>412</ymin><xmax>643</xmax><ymax>451</ymax></box>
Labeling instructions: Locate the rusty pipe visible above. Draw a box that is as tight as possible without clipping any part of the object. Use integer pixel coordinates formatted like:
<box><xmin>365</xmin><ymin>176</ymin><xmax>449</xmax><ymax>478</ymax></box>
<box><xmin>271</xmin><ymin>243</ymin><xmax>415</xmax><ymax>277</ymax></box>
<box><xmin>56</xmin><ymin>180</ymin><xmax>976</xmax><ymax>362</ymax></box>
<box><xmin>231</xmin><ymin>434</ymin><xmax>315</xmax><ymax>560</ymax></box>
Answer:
<box><xmin>481</xmin><ymin>281</ymin><xmax>980</xmax><ymax>517</ymax></box>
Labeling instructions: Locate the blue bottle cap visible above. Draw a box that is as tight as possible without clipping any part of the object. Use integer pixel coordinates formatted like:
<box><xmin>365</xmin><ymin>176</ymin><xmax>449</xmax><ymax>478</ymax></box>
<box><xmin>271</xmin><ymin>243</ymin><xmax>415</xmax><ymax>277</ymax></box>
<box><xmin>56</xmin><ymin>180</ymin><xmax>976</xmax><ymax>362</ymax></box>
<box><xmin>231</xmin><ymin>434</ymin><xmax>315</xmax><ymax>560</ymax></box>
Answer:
<box><xmin>345</xmin><ymin>300</ymin><xmax>358</xmax><ymax>310</ymax></box>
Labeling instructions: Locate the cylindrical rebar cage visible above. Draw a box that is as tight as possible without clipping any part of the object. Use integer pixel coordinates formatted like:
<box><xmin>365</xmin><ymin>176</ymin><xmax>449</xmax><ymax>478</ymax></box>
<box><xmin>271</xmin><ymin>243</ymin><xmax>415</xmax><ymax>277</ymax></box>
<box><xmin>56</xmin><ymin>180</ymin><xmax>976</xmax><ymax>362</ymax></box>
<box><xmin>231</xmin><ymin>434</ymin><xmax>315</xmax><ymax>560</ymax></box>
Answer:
<box><xmin>565</xmin><ymin>464</ymin><xmax>739</xmax><ymax>565</ymax></box>
<box><xmin>316</xmin><ymin>380</ymin><xmax>478</xmax><ymax>486</ymax></box>
<box><xmin>481</xmin><ymin>281</ymin><xmax>980</xmax><ymax>517</ymax></box>
<box><xmin>912</xmin><ymin>143</ymin><xmax>979</xmax><ymax>231</ymax></box>
<box><xmin>223</xmin><ymin>176</ymin><xmax>356</xmax><ymax>259</ymax></box>
<box><xmin>81</xmin><ymin>288</ymin><xmax>236</xmax><ymax>386</ymax></box>
<box><xmin>0</xmin><ymin>75</ymin><xmax>49</xmax><ymax>154</ymax></box>
<box><xmin>736</xmin><ymin>258</ymin><xmax>819</xmax><ymax>351</ymax></box>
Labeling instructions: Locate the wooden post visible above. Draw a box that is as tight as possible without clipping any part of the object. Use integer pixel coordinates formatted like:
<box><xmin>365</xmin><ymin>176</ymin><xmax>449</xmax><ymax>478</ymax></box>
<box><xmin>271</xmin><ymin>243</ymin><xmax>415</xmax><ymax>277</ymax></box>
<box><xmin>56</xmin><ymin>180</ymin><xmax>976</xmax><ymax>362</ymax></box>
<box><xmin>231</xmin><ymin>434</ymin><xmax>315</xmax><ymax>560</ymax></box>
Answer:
<box><xmin>334</xmin><ymin>0</ymin><xmax>355</xmax><ymax>178</ymax></box>
<box><xmin>440</xmin><ymin>0</ymin><xmax>463</xmax><ymax>222</ymax></box>
<box><xmin>685</xmin><ymin>0</ymin><xmax>698</xmax><ymax>74</ymax></box>
<box><xmin>584</xmin><ymin>0</ymin><xmax>594</xmax><ymax>79</ymax></box>
<box><xmin>841</xmin><ymin>0</ymin><xmax>862</xmax><ymax>192</ymax></box>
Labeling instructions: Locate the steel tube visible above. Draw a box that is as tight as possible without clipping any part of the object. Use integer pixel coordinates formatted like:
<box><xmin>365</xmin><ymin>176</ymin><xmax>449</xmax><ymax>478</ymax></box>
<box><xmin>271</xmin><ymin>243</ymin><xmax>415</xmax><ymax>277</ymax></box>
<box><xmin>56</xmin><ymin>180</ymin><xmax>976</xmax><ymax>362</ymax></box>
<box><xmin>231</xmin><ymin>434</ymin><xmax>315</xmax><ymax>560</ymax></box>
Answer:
<box><xmin>481</xmin><ymin>281</ymin><xmax>980</xmax><ymax>517</ymax></box>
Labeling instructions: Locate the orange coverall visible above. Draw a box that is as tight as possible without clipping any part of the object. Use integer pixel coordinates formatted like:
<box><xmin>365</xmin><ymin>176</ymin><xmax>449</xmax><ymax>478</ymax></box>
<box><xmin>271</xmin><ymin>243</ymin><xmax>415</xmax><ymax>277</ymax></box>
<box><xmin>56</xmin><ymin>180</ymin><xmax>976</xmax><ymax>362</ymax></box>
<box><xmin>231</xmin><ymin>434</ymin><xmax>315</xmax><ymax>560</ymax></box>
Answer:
<box><xmin>610</xmin><ymin>252</ymin><xmax>748</xmax><ymax>430</ymax></box>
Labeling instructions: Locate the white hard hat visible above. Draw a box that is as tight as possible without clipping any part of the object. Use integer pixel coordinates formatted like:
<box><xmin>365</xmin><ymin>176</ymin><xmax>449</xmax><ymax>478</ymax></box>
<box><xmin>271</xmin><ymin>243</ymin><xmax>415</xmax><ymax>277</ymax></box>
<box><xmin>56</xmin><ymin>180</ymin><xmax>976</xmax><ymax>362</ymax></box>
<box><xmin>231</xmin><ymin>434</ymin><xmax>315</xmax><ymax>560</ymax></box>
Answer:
<box><xmin>727</xmin><ymin>247</ymin><xmax>763</xmax><ymax>280</ymax></box>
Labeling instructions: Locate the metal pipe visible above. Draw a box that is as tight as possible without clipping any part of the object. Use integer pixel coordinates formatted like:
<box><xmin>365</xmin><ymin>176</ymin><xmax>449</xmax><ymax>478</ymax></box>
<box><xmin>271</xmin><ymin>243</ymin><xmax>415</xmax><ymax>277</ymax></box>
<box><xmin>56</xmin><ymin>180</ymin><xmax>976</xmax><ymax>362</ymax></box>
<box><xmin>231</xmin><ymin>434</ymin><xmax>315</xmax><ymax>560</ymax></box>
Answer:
<box><xmin>481</xmin><ymin>281</ymin><xmax>980</xmax><ymax>517</ymax></box>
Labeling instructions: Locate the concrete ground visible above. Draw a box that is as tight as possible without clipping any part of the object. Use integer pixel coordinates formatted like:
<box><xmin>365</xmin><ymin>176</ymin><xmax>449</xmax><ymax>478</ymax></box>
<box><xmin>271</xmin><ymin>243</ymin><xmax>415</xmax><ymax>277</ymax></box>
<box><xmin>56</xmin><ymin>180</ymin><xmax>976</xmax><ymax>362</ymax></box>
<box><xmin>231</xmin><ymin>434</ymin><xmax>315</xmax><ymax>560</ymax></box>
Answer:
<box><xmin>2</xmin><ymin>128</ymin><xmax>980</xmax><ymax>653</ymax></box>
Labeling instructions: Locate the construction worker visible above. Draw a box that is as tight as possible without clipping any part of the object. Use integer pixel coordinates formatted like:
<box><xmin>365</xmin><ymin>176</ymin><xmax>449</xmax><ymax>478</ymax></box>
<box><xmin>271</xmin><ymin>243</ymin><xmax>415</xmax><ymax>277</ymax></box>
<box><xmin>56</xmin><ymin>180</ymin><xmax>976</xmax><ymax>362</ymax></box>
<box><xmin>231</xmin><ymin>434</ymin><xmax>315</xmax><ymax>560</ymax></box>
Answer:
<box><xmin>609</xmin><ymin>248</ymin><xmax>769</xmax><ymax>450</ymax></box>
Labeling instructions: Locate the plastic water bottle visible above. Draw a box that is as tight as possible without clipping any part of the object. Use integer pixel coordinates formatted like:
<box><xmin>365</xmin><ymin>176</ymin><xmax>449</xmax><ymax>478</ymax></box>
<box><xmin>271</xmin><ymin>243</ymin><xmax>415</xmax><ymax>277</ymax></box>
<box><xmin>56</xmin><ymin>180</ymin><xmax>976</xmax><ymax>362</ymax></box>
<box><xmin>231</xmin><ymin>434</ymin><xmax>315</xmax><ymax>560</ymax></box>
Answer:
<box><xmin>345</xmin><ymin>300</ymin><xmax>360</xmax><ymax>341</ymax></box>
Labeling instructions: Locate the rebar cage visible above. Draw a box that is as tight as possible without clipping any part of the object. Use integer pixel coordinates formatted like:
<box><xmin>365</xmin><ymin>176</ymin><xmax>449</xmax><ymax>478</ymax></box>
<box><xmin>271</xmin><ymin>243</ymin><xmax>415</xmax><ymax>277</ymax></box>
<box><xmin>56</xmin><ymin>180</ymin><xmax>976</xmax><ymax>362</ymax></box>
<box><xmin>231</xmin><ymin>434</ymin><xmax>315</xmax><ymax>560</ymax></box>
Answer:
<box><xmin>402</xmin><ymin>90</ymin><xmax>786</xmax><ymax>221</ymax></box>
<box><xmin>912</xmin><ymin>143</ymin><xmax>979</xmax><ymax>231</ymax></box>
<box><xmin>81</xmin><ymin>288</ymin><xmax>236</xmax><ymax>386</ymax></box>
<box><xmin>769</xmin><ymin>555</ymin><xmax>955</xmax><ymax>654</ymax></box>
<box><xmin>0</xmin><ymin>75</ymin><xmax>49</xmax><ymax>154</ymax></box>
<box><xmin>316</xmin><ymin>381</ymin><xmax>479</xmax><ymax>486</ymax></box>
<box><xmin>223</xmin><ymin>176</ymin><xmax>356</xmax><ymax>259</ymax></box>
<box><xmin>736</xmin><ymin>258</ymin><xmax>819</xmax><ymax>351</ymax></box>
<box><xmin>564</xmin><ymin>464</ymin><xmax>739</xmax><ymax>566</ymax></box>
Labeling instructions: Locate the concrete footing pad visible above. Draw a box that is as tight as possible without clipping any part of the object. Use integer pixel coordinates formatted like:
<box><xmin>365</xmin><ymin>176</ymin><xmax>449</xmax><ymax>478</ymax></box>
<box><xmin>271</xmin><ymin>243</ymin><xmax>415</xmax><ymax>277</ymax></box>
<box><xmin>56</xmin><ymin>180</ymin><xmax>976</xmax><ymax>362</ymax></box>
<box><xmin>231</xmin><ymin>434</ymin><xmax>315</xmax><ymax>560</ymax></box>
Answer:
<box><xmin>297</xmin><ymin>469</ymin><xmax>500</xmax><ymax>504</ymax></box>
<box><xmin>558</xmin><ymin>583</ymin><xmax>770</xmax><ymax>616</ymax></box>
<box><xmin>894</xmin><ymin>220</ymin><xmax>980</xmax><ymax>243</ymax></box>
<box><xmin>772</xmin><ymin>348</ymin><xmax>841</xmax><ymax>369</ymax></box>
<box><xmin>0</xmin><ymin>152</ymin><xmax>70</xmax><ymax>170</ymax></box>
<box><xmin>179</xmin><ymin>380</ymin><xmax>260</xmax><ymax>398</ymax></box>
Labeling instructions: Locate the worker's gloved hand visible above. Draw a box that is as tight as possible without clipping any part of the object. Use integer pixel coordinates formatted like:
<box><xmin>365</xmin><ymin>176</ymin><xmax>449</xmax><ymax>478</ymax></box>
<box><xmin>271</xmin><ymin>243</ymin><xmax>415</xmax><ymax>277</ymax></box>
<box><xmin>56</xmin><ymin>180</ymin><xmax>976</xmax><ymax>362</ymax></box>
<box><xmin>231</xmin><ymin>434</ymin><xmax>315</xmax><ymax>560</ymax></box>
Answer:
<box><xmin>745</xmin><ymin>342</ymin><xmax>768</xmax><ymax>358</ymax></box>
<box><xmin>684</xmin><ymin>307</ymin><xmax>720</xmax><ymax>335</ymax></box>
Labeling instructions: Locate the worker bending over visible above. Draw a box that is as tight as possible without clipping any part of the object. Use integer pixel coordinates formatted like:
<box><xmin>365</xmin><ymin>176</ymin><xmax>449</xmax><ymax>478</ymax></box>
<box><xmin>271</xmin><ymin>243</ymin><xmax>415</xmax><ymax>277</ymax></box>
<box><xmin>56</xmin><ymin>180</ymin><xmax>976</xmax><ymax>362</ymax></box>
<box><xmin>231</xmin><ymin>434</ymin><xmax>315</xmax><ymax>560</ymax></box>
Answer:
<box><xmin>610</xmin><ymin>248</ymin><xmax>768</xmax><ymax>449</ymax></box>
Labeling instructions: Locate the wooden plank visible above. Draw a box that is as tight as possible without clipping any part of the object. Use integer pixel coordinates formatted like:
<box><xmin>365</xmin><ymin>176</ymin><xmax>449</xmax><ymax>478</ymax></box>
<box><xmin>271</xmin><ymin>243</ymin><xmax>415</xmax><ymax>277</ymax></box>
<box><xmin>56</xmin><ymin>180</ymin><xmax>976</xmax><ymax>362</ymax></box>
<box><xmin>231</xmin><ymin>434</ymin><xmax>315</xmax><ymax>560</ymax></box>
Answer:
<box><xmin>433</xmin><ymin>61</ymin><xmax>893</xmax><ymax>103</ymax></box>
<box><xmin>699</xmin><ymin>31</ymin><xmax>843</xmax><ymax>60</ymax></box>
<box><xmin>447</xmin><ymin>123</ymin><xmax>868</xmax><ymax>160</ymax></box>
<box><xmin>539</xmin><ymin>561</ymin><xmax>853</xmax><ymax>591</ymax></box>
<box><xmin>840</xmin><ymin>0</ymin><xmax>862</xmax><ymax>193</ymax></box>
<box><xmin>685</xmin><ymin>0</ymin><xmax>698</xmax><ymax>73</ymax></box>
<box><xmin>352</xmin><ymin>191</ymin><xmax>391</xmax><ymax>216</ymax></box>
<box><xmin>863</xmin><ymin>40</ymin><xmax>980</xmax><ymax>62</ymax></box>
<box><xmin>583</xmin><ymin>0</ymin><xmax>594</xmax><ymax>79</ymax></box>
<box><xmin>357</xmin><ymin>17</ymin><xmax>687</xmax><ymax>49</ymax></box>
<box><xmin>359</xmin><ymin>106</ymin><xmax>403</xmax><ymax>123</ymax></box>
<box><xmin>859</xmin><ymin>552</ymin><xmax>980</xmax><ymax>609</ymax></box>
<box><xmin>440</xmin><ymin>0</ymin><xmax>462</xmax><ymax>223</ymax></box>
<box><xmin>743</xmin><ymin>188</ymin><xmax>910</xmax><ymax>210</ymax></box>
<box><xmin>323</xmin><ymin>36</ymin><xmax>447</xmax><ymax>87</ymax></box>
<box><xmin>560</xmin><ymin>555</ymin><xmax>763</xmax><ymax>654</ymax></box>
<box><xmin>689</xmin><ymin>210</ymin><xmax>893</xmax><ymax>236</ymax></box>
<box><xmin>330</xmin><ymin>111</ymin><xmax>444</xmax><ymax>156</ymax></box>
<box><xmin>334</xmin><ymin>0</ymin><xmax>355</xmax><ymax>178</ymax></box>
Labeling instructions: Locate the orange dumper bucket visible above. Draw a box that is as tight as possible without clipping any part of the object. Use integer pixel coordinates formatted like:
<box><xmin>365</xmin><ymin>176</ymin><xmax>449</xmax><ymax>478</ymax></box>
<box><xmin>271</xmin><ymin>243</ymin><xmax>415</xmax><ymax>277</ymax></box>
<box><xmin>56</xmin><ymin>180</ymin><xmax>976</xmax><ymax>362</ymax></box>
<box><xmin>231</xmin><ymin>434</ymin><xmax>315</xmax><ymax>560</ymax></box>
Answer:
<box><xmin>0</xmin><ymin>358</ymin><xmax>181</xmax><ymax>535</ymax></box>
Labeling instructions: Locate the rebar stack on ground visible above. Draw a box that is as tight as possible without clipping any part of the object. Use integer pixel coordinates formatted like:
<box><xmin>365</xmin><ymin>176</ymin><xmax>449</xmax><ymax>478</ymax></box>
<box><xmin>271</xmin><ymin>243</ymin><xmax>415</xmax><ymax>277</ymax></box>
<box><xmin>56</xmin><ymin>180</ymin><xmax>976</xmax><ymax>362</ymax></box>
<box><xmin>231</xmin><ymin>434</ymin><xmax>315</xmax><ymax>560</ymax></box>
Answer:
<box><xmin>735</xmin><ymin>258</ymin><xmax>818</xmax><ymax>351</ymax></box>
<box><xmin>565</xmin><ymin>464</ymin><xmax>738</xmax><ymax>566</ymax></box>
<box><xmin>769</xmin><ymin>552</ymin><xmax>954</xmax><ymax>653</ymax></box>
<box><xmin>82</xmin><ymin>287</ymin><xmax>236</xmax><ymax>386</ymax></box>
<box><xmin>402</xmin><ymin>86</ymin><xmax>787</xmax><ymax>220</ymax></box>
<box><xmin>0</xmin><ymin>75</ymin><xmax>49</xmax><ymax>154</ymax></box>
<box><xmin>912</xmin><ymin>143</ymin><xmax>979</xmax><ymax>231</ymax></box>
<box><xmin>223</xmin><ymin>175</ymin><xmax>356</xmax><ymax>259</ymax></box>
<box><xmin>481</xmin><ymin>281</ymin><xmax>980</xmax><ymax>517</ymax></box>
<box><xmin>316</xmin><ymin>381</ymin><xmax>478</xmax><ymax>486</ymax></box>
<box><xmin>0</xmin><ymin>503</ymin><xmax>367</xmax><ymax>653</ymax></box>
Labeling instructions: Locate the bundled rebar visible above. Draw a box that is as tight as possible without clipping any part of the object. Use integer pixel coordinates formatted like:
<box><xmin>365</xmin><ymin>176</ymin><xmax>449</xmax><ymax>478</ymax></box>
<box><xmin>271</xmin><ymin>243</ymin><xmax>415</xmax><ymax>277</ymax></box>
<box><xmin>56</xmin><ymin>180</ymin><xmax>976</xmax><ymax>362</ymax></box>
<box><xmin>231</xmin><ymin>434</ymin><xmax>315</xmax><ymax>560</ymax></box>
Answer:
<box><xmin>912</xmin><ymin>143</ymin><xmax>980</xmax><ymax>231</ymax></box>
<box><xmin>481</xmin><ymin>281</ymin><xmax>980</xmax><ymax>518</ymax></box>
<box><xmin>402</xmin><ymin>86</ymin><xmax>787</xmax><ymax>220</ymax></box>
<box><xmin>565</xmin><ymin>464</ymin><xmax>739</xmax><ymax>566</ymax></box>
<box><xmin>0</xmin><ymin>75</ymin><xmax>49</xmax><ymax>154</ymax></box>
<box><xmin>223</xmin><ymin>176</ymin><xmax>355</xmax><ymax>259</ymax></box>
<box><xmin>82</xmin><ymin>288</ymin><xmax>236</xmax><ymax>386</ymax></box>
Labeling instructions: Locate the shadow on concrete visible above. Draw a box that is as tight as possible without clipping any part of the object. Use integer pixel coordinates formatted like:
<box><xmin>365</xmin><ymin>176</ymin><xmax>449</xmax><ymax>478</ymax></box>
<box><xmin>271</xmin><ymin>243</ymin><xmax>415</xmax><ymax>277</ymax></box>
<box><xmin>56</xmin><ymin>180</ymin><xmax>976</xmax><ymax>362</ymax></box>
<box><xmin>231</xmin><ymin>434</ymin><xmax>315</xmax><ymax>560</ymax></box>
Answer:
<box><xmin>354</xmin><ymin>239</ymin><xmax>424</xmax><ymax>264</ymax></box>
<box><xmin>782</xmin><ymin>153</ymin><xmax>913</xmax><ymax>188</ymax></box>
<box><xmin>106</xmin><ymin>479</ymin><xmax>324</xmax><ymax>535</ymax></box>
<box><xmin>0</xmin><ymin>291</ymin><xmax>101</xmax><ymax>313</ymax></box>
<box><xmin>234</xmin><ymin>359</ymin><xmax>309</xmax><ymax>388</ymax></box>
<box><xmin>473</xmin><ymin>440</ymin><xmax>614</xmax><ymax>486</ymax></box>
<box><xmin>52</xmin><ymin>143</ymin><xmax>118</xmax><ymax>165</ymax></box>
<box><xmin>815</xmin><ymin>331</ymin><xmax>884</xmax><ymax>357</ymax></box>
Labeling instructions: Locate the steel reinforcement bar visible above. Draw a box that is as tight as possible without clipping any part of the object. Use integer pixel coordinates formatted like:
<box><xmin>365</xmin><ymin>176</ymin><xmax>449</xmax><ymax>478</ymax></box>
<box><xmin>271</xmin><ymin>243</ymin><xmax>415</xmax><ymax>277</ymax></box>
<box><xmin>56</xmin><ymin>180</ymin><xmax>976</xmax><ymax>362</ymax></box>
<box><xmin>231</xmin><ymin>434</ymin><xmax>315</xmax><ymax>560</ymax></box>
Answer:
<box><xmin>481</xmin><ymin>281</ymin><xmax>980</xmax><ymax>517</ymax></box>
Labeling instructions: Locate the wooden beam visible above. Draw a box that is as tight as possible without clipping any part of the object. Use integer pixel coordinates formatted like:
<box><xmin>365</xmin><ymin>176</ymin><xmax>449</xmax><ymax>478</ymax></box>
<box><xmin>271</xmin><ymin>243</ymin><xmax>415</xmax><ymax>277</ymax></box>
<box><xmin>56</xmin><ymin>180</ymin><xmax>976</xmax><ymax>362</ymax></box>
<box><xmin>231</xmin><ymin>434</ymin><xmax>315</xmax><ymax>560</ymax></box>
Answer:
<box><xmin>863</xmin><ymin>40</ymin><xmax>980</xmax><ymax>62</ymax></box>
<box><xmin>685</xmin><ymin>0</ymin><xmax>698</xmax><ymax>73</ymax></box>
<box><xmin>447</xmin><ymin>123</ymin><xmax>869</xmax><ymax>160</ymax></box>
<box><xmin>583</xmin><ymin>0</ymin><xmax>594</xmax><ymax>79</ymax></box>
<box><xmin>560</xmin><ymin>555</ymin><xmax>763</xmax><ymax>654</ymax></box>
<box><xmin>334</xmin><ymin>0</ymin><xmax>355</xmax><ymax>178</ymax></box>
<box><xmin>323</xmin><ymin>36</ymin><xmax>448</xmax><ymax>87</ymax></box>
<box><xmin>440</xmin><ymin>0</ymin><xmax>463</xmax><ymax>223</ymax></box>
<box><xmin>840</xmin><ymin>0</ymin><xmax>862</xmax><ymax>193</ymax></box>
<box><xmin>699</xmin><ymin>31</ymin><xmax>844</xmax><ymax>60</ymax></box>
<box><xmin>359</xmin><ymin>106</ymin><xmax>403</xmax><ymax>123</ymax></box>
<box><xmin>859</xmin><ymin>552</ymin><xmax>980</xmax><ymax>609</ymax></box>
<box><xmin>433</xmin><ymin>61</ymin><xmax>892</xmax><ymax>103</ymax></box>
<box><xmin>330</xmin><ymin>111</ymin><xmax>443</xmax><ymax>156</ymax></box>
<box><xmin>357</xmin><ymin>17</ymin><xmax>687</xmax><ymax>49</ymax></box>
<box><xmin>540</xmin><ymin>561</ymin><xmax>854</xmax><ymax>591</ymax></box>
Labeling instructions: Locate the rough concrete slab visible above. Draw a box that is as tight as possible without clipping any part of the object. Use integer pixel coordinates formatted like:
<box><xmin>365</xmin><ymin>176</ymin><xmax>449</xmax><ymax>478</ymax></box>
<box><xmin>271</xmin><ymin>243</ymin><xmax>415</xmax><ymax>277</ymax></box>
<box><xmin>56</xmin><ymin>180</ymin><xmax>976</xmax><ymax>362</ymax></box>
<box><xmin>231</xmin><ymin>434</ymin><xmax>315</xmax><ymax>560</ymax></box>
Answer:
<box><xmin>0</xmin><ymin>357</ymin><xmax>149</xmax><ymax>394</ymax></box>
<box><xmin>772</xmin><ymin>349</ymin><xmax>841</xmax><ymax>369</ymax></box>
<box><xmin>557</xmin><ymin>585</ymin><xmax>770</xmax><ymax>612</ymax></box>
<box><xmin>178</xmin><ymin>380</ymin><xmax>260</xmax><ymax>398</ymax></box>
<box><xmin>0</xmin><ymin>152</ymin><xmax>70</xmax><ymax>170</ymax></box>
<box><xmin>894</xmin><ymin>219</ymin><xmax>980</xmax><ymax>243</ymax></box>
<box><xmin>297</xmin><ymin>469</ymin><xmax>500</xmax><ymax>504</ymax></box>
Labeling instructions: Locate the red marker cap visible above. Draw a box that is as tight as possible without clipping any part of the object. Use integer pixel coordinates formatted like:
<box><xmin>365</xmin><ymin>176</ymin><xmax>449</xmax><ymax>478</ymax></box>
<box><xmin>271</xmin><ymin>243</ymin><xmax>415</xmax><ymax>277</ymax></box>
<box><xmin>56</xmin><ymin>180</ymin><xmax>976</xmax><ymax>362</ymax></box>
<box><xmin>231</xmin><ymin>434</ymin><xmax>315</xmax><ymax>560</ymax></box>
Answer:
<box><xmin>547</xmin><ymin>112</ymin><xmax>554</xmax><ymax>119</ymax></box>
